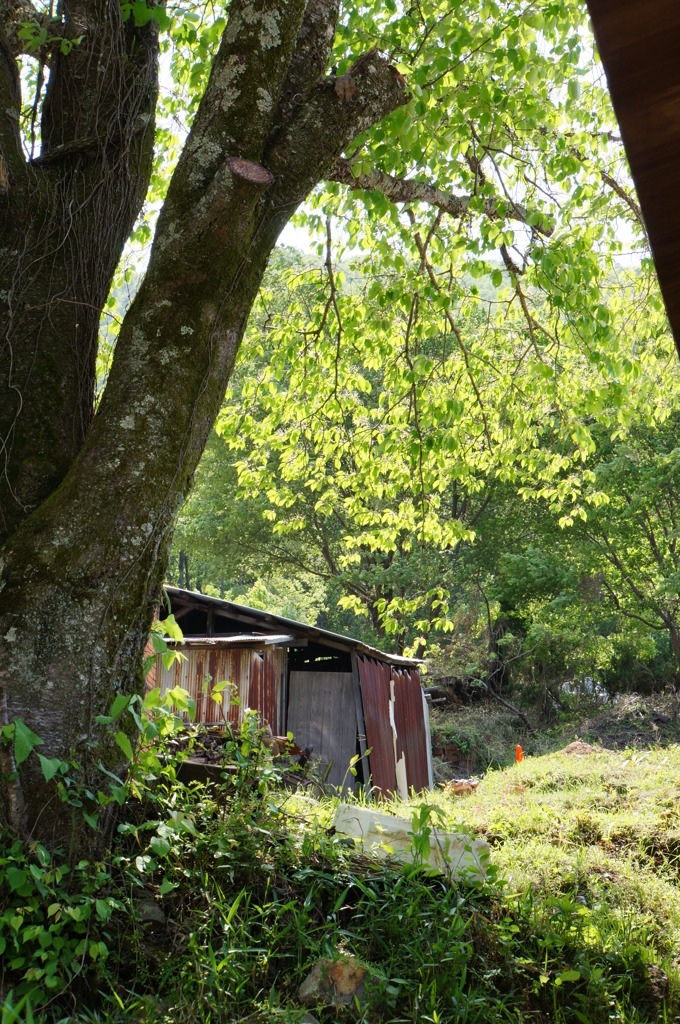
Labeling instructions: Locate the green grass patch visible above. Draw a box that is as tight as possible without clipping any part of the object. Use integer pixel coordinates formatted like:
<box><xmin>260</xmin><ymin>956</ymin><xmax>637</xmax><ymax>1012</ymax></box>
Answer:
<box><xmin>2</xmin><ymin>741</ymin><xmax>679</xmax><ymax>1022</ymax></box>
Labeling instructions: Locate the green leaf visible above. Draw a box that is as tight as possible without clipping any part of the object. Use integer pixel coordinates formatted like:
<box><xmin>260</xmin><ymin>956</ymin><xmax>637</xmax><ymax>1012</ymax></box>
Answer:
<box><xmin>131</xmin><ymin>0</ymin><xmax>155</xmax><ymax>26</ymax></box>
<box><xmin>6</xmin><ymin>867</ymin><xmax>29</xmax><ymax>893</ymax></box>
<box><xmin>110</xmin><ymin>694</ymin><xmax>131</xmax><ymax>720</ymax></box>
<box><xmin>144</xmin><ymin>687</ymin><xmax>161</xmax><ymax>709</ymax></box>
<box><xmin>13</xmin><ymin>719</ymin><xmax>43</xmax><ymax>766</ymax></box>
<box><xmin>150</xmin><ymin>835</ymin><xmax>171</xmax><ymax>856</ymax></box>
<box><xmin>152</xmin><ymin>633</ymin><xmax>169</xmax><ymax>654</ymax></box>
<box><xmin>567</xmin><ymin>78</ymin><xmax>581</xmax><ymax>101</ymax></box>
<box><xmin>160</xmin><ymin>613</ymin><xmax>184</xmax><ymax>641</ymax></box>
<box><xmin>95</xmin><ymin>898</ymin><xmax>113</xmax><ymax>922</ymax></box>
<box><xmin>110</xmin><ymin>783</ymin><xmax>127</xmax><ymax>805</ymax></box>
<box><xmin>226</xmin><ymin>889</ymin><xmax>245</xmax><ymax>924</ymax></box>
<box><xmin>37</xmin><ymin>754</ymin><xmax>63</xmax><ymax>782</ymax></box>
<box><xmin>161</xmin><ymin>650</ymin><xmax>178</xmax><ymax>671</ymax></box>
<box><xmin>115</xmin><ymin>731</ymin><xmax>134</xmax><ymax>762</ymax></box>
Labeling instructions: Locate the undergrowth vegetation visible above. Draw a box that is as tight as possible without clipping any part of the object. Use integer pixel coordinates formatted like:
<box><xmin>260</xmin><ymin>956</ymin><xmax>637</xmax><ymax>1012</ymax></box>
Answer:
<box><xmin>429</xmin><ymin>689</ymin><xmax>680</xmax><ymax>777</ymax></box>
<box><xmin>2</xmin><ymin>697</ymin><xmax>679</xmax><ymax>1024</ymax></box>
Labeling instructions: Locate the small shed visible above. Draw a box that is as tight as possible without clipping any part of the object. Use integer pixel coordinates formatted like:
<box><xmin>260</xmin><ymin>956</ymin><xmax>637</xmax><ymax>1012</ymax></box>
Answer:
<box><xmin>154</xmin><ymin>586</ymin><xmax>432</xmax><ymax>797</ymax></box>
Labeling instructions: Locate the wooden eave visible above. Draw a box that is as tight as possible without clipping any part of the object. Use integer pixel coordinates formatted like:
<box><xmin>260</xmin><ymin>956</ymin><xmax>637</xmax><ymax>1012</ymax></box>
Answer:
<box><xmin>586</xmin><ymin>0</ymin><xmax>680</xmax><ymax>351</ymax></box>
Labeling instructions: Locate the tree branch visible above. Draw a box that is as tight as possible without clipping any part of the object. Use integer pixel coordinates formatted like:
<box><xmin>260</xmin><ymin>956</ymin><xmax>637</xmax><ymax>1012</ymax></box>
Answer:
<box><xmin>599</xmin><ymin>169</ymin><xmax>645</xmax><ymax>231</ymax></box>
<box><xmin>406</xmin><ymin>208</ymin><xmax>493</xmax><ymax>448</ymax></box>
<box><xmin>588</xmin><ymin>528</ymin><xmax>669</xmax><ymax>625</ymax></box>
<box><xmin>40</xmin><ymin>0</ymin><xmax>158</xmax><ymax>158</ymax></box>
<box><xmin>157</xmin><ymin>0</ymin><xmax>308</xmax><ymax>236</ymax></box>
<box><xmin>328</xmin><ymin>156</ymin><xmax>553</xmax><ymax>236</ymax></box>
<box><xmin>263</xmin><ymin>48</ymin><xmax>408</xmax><ymax>218</ymax></box>
<box><xmin>473</xmin><ymin>676</ymin><xmax>536</xmax><ymax>735</ymax></box>
<box><xmin>274</xmin><ymin>0</ymin><xmax>339</xmax><ymax>127</ymax></box>
<box><xmin>65</xmin><ymin>38</ymin><xmax>408</xmax><ymax>657</ymax></box>
<box><xmin>570</xmin><ymin>142</ymin><xmax>646</xmax><ymax>237</ymax></box>
<box><xmin>500</xmin><ymin>243</ymin><xmax>550</xmax><ymax>363</ymax></box>
<box><xmin>1</xmin><ymin>0</ymin><xmax>161</xmax><ymax>539</ymax></box>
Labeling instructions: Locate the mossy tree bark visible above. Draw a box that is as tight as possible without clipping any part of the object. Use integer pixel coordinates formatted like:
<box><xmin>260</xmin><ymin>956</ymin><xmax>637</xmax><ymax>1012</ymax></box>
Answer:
<box><xmin>0</xmin><ymin>0</ymin><xmax>160</xmax><ymax>539</ymax></box>
<box><xmin>0</xmin><ymin>0</ymin><xmax>406</xmax><ymax>851</ymax></box>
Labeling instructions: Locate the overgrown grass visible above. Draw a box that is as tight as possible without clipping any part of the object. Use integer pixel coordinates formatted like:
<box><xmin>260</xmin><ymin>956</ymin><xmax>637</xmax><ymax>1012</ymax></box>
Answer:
<box><xmin>401</xmin><ymin>742</ymin><xmax>680</xmax><ymax>1014</ymax></box>
<box><xmin>3</xmin><ymin>739</ymin><xmax>680</xmax><ymax>1023</ymax></box>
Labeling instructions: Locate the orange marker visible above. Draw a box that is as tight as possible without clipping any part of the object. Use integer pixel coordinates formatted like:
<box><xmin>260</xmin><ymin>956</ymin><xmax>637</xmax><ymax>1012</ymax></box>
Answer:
<box><xmin>516</xmin><ymin>744</ymin><xmax>523</xmax><ymax>762</ymax></box>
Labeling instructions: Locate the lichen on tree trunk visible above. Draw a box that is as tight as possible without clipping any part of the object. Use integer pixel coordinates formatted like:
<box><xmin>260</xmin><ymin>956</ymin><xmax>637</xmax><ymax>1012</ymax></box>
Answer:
<box><xmin>0</xmin><ymin>0</ymin><xmax>406</xmax><ymax>850</ymax></box>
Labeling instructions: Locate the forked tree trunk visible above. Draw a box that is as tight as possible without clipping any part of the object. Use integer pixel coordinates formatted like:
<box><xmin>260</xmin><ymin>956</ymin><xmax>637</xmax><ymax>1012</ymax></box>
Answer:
<box><xmin>0</xmin><ymin>0</ymin><xmax>160</xmax><ymax>539</ymax></box>
<box><xmin>0</xmin><ymin>0</ymin><xmax>406</xmax><ymax>852</ymax></box>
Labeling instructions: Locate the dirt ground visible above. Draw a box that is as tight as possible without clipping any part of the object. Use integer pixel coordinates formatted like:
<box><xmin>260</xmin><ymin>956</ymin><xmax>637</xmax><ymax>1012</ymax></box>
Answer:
<box><xmin>582</xmin><ymin>692</ymin><xmax>680</xmax><ymax>750</ymax></box>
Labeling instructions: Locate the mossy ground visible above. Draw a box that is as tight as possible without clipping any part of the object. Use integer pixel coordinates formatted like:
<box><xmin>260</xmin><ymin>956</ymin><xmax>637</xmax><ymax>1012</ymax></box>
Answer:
<box><xmin>278</xmin><ymin>740</ymin><xmax>680</xmax><ymax>1023</ymax></box>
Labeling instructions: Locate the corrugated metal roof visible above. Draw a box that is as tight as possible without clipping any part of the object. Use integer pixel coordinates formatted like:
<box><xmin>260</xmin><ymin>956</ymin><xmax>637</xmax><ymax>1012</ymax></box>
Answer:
<box><xmin>175</xmin><ymin>634</ymin><xmax>296</xmax><ymax>647</ymax></box>
<box><xmin>164</xmin><ymin>586</ymin><xmax>423</xmax><ymax>667</ymax></box>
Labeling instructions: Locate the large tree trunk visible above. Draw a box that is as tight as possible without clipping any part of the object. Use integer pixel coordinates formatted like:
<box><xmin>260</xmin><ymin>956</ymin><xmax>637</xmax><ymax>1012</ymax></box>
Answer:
<box><xmin>0</xmin><ymin>0</ymin><xmax>406</xmax><ymax>850</ymax></box>
<box><xmin>0</xmin><ymin>0</ymin><xmax>160</xmax><ymax>540</ymax></box>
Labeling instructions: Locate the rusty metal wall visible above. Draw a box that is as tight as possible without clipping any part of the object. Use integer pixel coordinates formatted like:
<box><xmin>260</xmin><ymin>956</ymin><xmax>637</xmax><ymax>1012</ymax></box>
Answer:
<box><xmin>157</xmin><ymin>646</ymin><xmax>283</xmax><ymax>731</ymax></box>
<box><xmin>143</xmin><ymin>636</ymin><xmax>157</xmax><ymax>694</ymax></box>
<box><xmin>392</xmin><ymin>668</ymin><xmax>429</xmax><ymax>794</ymax></box>
<box><xmin>357</xmin><ymin>657</ymin><xmax>397</xmax><ymax>797</ymax></box>
<box><xmin>248</xmin><ymin>649</ymin><xmax>284</xmax><ymax>734</ymax></box>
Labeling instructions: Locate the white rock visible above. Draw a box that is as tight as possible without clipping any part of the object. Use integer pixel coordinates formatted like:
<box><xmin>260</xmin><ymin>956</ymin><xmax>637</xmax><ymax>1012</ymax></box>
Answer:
<box><xmin>333</xmin><ymin>804</ymin><xmax>490</xmax><ymax>880</ymax></box>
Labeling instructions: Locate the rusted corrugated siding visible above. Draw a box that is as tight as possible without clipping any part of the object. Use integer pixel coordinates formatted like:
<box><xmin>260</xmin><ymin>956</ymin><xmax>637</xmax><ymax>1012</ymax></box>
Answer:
<box><xmin>358</xmin><ymin>656</ymin><xmax>397</xmax><ymax>797</ymax></box>
<box><xmin>392</xmin><ymin>668</ymin><xmax>429</xmax><ymax>793</ymax></box>
<box><xmin>157</xmin><ymin>647</ymin><xmax>247</xmax><ymax>724</ymax></box>
<box><xmin>143</xmin><ymin>636</ymin><xmax>157</xmax><ymax>693</ymax></box>
<box><xmin>157</xmin><ymin>646</ymin><xmax>283</xmax><ymax>730</ymax></box>
<box><xmin>247</xmin><ymin>650</ymin><xmax>283</xmax><ymax>733</ymax></box>
<box><xmin>204</xmin><ymin>649</ymin><xmax>252</xmax><ymax>726</ymax></box>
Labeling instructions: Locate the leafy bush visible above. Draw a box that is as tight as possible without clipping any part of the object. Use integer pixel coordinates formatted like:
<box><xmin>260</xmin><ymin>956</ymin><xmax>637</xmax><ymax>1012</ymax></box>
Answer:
<box><xmin>0</xmin><ymin>841</ymin><xmax>118</xmax><ymax>1005</ymax></box>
